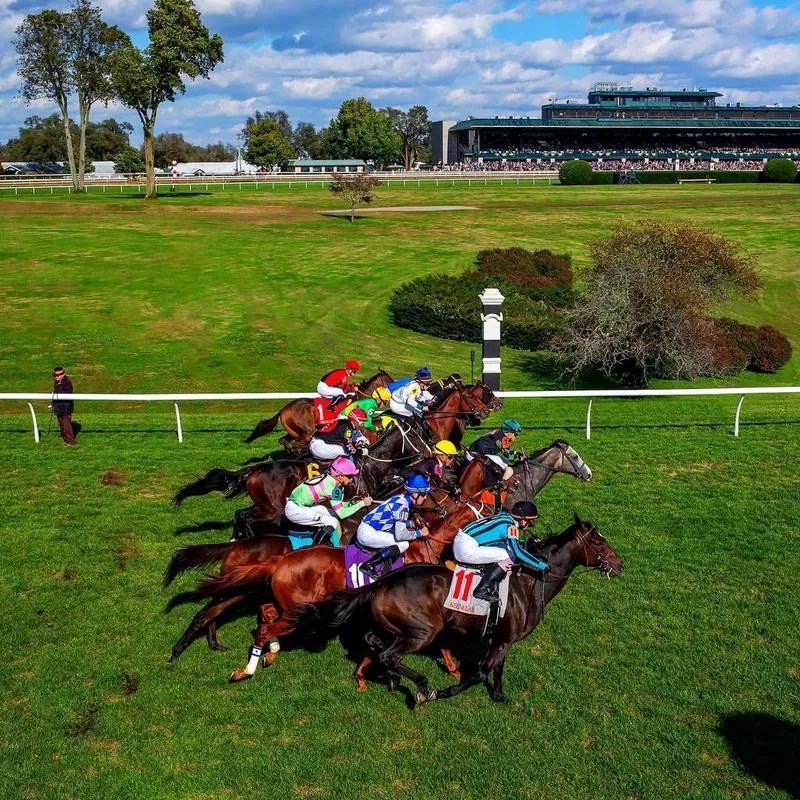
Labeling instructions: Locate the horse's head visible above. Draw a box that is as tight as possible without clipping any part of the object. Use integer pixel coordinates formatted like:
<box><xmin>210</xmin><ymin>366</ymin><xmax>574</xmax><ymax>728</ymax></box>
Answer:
<box><xmin>474</xmin><ymin>380</ymin><xmax>503</xmax><ymax>412</ymax></box>
<box><xmin>571</xmin><ymin>514</ymin><xmax>623</xmax><ymax>577</ymax></box>
<box><xmin>552</xmin><ymin>440</ymin><xmax>592</xmax><ymax>481</ymax></box>
<box><xmin>457</xmin><ymin>384</ymin><xmax>493</xmax><ymax>422</ymax></box>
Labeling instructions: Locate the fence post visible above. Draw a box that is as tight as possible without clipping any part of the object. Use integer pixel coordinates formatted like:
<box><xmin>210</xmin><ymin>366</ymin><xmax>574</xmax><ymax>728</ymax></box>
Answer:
<box><xmin>585</xmin><ymin>399</ymin><xmax>593</xmax><ymax>440</ymax></box>
<box><xmin>479</xmin><ymin>288</ymin><xmax>505</xmax><ymax>390</ymax></box>
<box><xmin>734</xmin><ymin>395</ymin><xmax>745</xmax><ymax>437</ymax></box>
<box><xmin>27</xmin><ymin>402</ymin><xmax>40</xmax><ymax>444</ymax></box>
<box><xmin>174</xmin><ymin>402</ymin><xmax>183</xmax><ymax>443</ymax></box>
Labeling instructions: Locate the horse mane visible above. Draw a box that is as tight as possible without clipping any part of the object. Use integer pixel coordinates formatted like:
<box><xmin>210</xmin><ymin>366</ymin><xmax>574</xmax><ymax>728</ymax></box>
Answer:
<box><xmin>529</xmin><ymin>440</ymin><xmax>569</xmax><ymax>460</ymax></box>
<box><xmin>533</xmin><ymin>516</ymin><xmax>593</xmax><ymax>552</ymax></box>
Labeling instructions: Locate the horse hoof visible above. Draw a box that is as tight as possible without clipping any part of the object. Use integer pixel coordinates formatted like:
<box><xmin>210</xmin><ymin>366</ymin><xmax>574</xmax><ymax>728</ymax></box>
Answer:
<box><xmin>229</xmin><ymin>669</ymin><xmax>252</xmax><ymax>683</ymax></box>
<box><xmin>355</xmin><ymin>680</ymin><xmax>368</xmax><ymax>693</ymax></box>
<box><xmin>491</xmin><ymin>693</ymin><xmax>509</xmax><ymax>704</ymax></box>
<box><xmin>414</xmin><ymin>691</ymin><xmax>428</xmax><ymax>708</ymax></box>
<box><xmin>261</xmin><ymin>653</ymin><xmax>277</xmax><ymax>668</ymax></box>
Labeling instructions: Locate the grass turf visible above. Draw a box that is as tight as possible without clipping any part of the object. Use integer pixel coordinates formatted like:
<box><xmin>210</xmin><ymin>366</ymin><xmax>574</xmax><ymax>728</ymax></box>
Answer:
<box><xmin>1</xmin><ymin>183</ymin><xmax>799</xmax><ymax>799</ymax></box>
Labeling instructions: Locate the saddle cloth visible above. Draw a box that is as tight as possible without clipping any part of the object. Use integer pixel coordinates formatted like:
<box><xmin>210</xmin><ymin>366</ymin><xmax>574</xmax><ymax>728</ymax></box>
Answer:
<box><xmin>344</xmin><ymin>544</ymin><xmax>403</xmax><ymax>589</ymax></box>
<box><xmin>288</xmin><ymin>534</ymin><xmax>316</xmax><ymax>551</ymax></box>
<box><xmin>444</xmin><ymin>564</ymin><xmax>510</xmax><ymax>617</ymax></box>
<box><xmin>313</xmin><ymin>397</ymin><xmax>349</xmax><ymax>431</ymax></box>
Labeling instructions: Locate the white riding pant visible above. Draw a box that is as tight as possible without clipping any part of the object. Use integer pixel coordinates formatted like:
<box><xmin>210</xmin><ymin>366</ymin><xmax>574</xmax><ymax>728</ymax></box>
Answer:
<box><xmin>309</xmin><ymin>438</ymin><xmax>347</xmax><ymax>460</ymax></box>
<box><xmin>453</xmin><ymin>531</ymin><xmax>509</xmax><ymax>565</ymax></box>
<box><xmin>317</xmin><ymin>381</ymin><xmax>345</xmax><ymax>399</ymax></box>
<box><xmin>389</xmin><ymin>398</ymin><xmax>415</xmax><ymax>418</ymax></box>
<box><xmin>284</xmin><ymin>499</ymin><xmax>338</xmax><ymax>530</ymax></box>
<box><xmin>356</xmin><ymin>522</ymin><xmax>411</xmax><ymax>553</ymax></box>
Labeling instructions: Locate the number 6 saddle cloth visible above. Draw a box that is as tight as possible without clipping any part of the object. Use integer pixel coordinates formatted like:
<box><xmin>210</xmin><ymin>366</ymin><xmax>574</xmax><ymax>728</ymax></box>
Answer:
<box><xmin>444</xmin><ymin>564</ymin><xmax>511</xmax><ymax>617</ymax></box>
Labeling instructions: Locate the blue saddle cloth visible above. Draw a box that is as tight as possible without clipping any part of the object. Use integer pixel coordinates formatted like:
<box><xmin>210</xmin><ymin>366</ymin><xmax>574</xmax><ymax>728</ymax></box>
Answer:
<box><xmin>289</xmin><ymin>535</ymin><xmax>315</xmax><ymax>551</ymax></box>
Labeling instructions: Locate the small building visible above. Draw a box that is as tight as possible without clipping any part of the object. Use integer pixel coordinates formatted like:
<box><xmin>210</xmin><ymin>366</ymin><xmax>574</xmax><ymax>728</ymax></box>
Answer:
<box><xmin>286</xmin><ymin>159</ymin><xmax>366</xmax><ymax>174</ymax></box>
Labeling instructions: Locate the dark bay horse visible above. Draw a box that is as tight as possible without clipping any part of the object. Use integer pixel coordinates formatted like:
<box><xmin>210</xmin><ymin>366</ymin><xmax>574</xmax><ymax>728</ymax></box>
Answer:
<box><xmin>179</xmin><ymin>495</ymin><xmax>482</xmax><ymax>682</ymax></box>
<box><xmin>295</xmin><ymin>516</ymin><xmax>623</xmax><ymax>706</ymax></box>
<box><xmin>244</xmin><ymin>370</ymin><xmax>393</xmax><ymax>452</ymax></box>
<box><xmin>423</xmin><ymin>381</ymin><xmax>501</xmax><ymax>446</ymax></box>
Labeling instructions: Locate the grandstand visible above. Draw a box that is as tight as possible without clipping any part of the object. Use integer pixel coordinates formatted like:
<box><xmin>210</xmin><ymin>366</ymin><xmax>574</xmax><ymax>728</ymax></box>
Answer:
<box><xmin>431</xmin><ymin>84</ymin><xmax>800</xmax><ymax>169</ymax></box>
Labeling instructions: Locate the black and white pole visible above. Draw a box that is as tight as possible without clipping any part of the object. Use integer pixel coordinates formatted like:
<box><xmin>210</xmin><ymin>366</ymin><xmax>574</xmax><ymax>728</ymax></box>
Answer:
<box><xmin>480</xmin><ymin>288</ymin><xmax>505</xmax><ymax>390</ymax></box>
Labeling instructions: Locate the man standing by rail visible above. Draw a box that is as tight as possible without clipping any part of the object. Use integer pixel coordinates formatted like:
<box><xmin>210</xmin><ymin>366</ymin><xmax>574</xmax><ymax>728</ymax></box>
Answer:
<box><xmin>50</xmin><ymin>367</ymin><xmax>76</xmax><ymax>446</ymax></box>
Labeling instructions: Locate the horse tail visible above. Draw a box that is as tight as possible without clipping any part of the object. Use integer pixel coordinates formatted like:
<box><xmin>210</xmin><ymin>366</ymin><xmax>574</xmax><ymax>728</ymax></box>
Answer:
<box><xmin>163</xmin><ymin>541</ymin><xmax>236</xmax><ymax>587</ymax></box>
<box><xmin>291</xmin><ymin>583</ymin><xmax>379</xmax><ymax>635</ymax></box>
<box><xmin>244</xmin><ymin>412</ymin><xmax>281</xmax><ymax>443</ymax></box>
<box><xmin>172</xmin><ymin>467</ymin><xmax>253</xmax><ymax>506</ymax></box>
<box><xmin>188</xmin><ymin>560</ymin><xmax>281</xmax><ymax>601</ymax></box>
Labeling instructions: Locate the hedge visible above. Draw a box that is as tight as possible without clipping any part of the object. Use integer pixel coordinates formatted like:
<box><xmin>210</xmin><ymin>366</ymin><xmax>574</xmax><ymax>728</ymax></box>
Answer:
<box><xmin>559</xmin><ymin>159</ymin><xmax>593</xmax><ymax>185</ymax></box>
<box><xmin>390</xmin><ymin>248</ymin><xmax>573</xmax><ymax>351</ymax></box>
<box><xmin>711</xmin><ymin>317</ymin><xmax>792</xmax><ymax>375</ymax></box>
<box><xmin>763</xmin><ymin>158</ymin><xmax>798</xmax><ymax>183</ymax></box>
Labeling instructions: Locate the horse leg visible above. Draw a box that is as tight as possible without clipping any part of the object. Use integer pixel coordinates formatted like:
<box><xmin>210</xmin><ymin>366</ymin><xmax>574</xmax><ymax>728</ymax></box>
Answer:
<box><xmin>353</xmin><ymin>656</ymin><xmax>371</xmax><ymax>693</ymax></box>
<box><xmin>377</xmin><ymin>638</ymin><xmax>433</xmax><ymax>707</ymax></box>
<box><xmin>441</xmin><ymin>648</ymin><xmax>461</xmax><ymax>682</ymax></box>
<box><xmin>485</xmin><ymin>644</ymin><xmax>511</xmax><ymax>703</ymax></box>
<box><xmin>232</xmin><ymin>507</ymin><xmax>253</xmax><ymax>541</ymax></box>
<box><xmin>170</xmin><ymin>595</ymin><xmax>243</xmax><ymax>662</ymax></box>
<box><xmin>433</xmin><ymin>664</ymin><xmax>488</xmax><ymax>701</ymax></box>
<box><xmin>230</xmin><ymin>603</ymin><xmax>279</xmax><ymax>682</ymax></box>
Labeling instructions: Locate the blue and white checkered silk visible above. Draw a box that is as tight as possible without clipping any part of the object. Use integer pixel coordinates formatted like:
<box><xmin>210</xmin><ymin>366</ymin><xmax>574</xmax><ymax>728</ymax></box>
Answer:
<box><xmin>362</xmin><ymin>494</ymin><xmax>411</xmax><ymax>533</ymax></box>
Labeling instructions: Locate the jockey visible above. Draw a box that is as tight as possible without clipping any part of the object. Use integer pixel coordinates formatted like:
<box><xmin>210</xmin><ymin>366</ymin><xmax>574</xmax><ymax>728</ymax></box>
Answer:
<box><xmin>284</xmin><ymin>457</ymin><xmax>371</xmax><ymax>546</ymax></box>
<box><xmin>454</xmin><ymin>500</ymin><xmax>548</xmax><ymax>605</ymax></box>
<box><xmin>387</xmin><ymin>366</ymin><xmax>432</xmax><ymax>397</ymax></box>
<box><xmin>341</xmin><ymin>386</ymin><xmax>390</xmax><ymax>432</ymax></box>
<box><xmin>389</xmin><ymin>367</ymin><xmax>435</xmax><ymax>438</ymax></box>
<box><xmin>309</xmin><ymin>408</ymin><xmax>369</xmax><ymax>461</ymax></box>
<box><xmin>317</xmin><ymin>359</ymin><xmax>361</xmax><ymax>411</ymax></box>
<box><xmin>395</xmin><ymin>440</ymin><xmax>459</xmax><ymax>488</ymax></box>
<box><xmin>357</xmin><ymin>475</ymin><xmax>432</xmax><ymax>580</ymax></box>
<box><xmin>469</xmin><ymin>419</ymin><xmax>525</xmax><ymax>471</ymax></box>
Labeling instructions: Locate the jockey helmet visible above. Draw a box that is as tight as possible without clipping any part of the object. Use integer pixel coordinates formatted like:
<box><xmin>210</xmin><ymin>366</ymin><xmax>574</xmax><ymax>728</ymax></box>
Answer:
<box><xmin>372</xmin><ymin>387</ymin><xmax>391</xmax><ymax>404</ymax></box>
<box><xmin>415</xmin><ymin>366</ymin><xmax>432</xmax><ymax>380</ymax></box>
<box><xmin>345</xmin><ymin>359</ymin><xmax>361</xmax><ymax>371</ymax></box>
<box><xmin>348</xmin><ymin>407</ymin><xmax>368</xmax><ymax>423</ymax></box>
<box><xmin>501</xmin><ymin>419</ymin><xmax>522</xmax><ymax>435</ymax></box>
<box><xmin>511</xmin><ymin>500</ymin><xmax>538</xmax><ymax>520</ymax></box>
<box><xmin>330</xmin><ymin>457</ymin><xmax>359</xmax><ymax>477</ymax></box>
<box><xmin>433</xmin><ymin>440</ymin><xmax>458</xmax><ymax>456</ymax></box>
<box><xmin>404</xmin><ymin>475</ymin><xmax>432</xmax><ymax>494</ymax></box>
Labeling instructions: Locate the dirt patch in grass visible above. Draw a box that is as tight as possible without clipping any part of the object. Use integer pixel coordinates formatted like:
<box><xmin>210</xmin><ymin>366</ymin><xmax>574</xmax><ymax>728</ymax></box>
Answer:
<box><xmin>101</xmin><ymin>469</ymin><xmax>125</xmax><ymax>486</ymax></box>
<box><xmin>658</xmin><ymin>461</ymin><xmax>725</xmax><ymax>477</ymax></box>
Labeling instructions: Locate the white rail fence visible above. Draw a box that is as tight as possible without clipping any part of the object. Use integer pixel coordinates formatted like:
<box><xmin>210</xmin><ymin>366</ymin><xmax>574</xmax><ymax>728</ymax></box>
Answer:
<box><xmin>1</xmin><ymin>387</ymin><xmax>797</xmax><ymax>444</ymax></box>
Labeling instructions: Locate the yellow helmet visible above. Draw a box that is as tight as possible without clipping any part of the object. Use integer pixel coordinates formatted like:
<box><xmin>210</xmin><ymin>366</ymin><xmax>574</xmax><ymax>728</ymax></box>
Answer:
<box><xmin>372</xmin><ymin>387</ymin><xmax>391</xmax><ymax>403</ymax></box>
<box><xmin>433</xmin><ymin>440</ymin><xmax>459</xmax><ymax>456</ymax></box>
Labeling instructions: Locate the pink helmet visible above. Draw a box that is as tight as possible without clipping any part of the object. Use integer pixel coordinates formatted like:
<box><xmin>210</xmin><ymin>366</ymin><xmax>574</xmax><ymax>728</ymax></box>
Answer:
<box><xmin>330</xmin><ymin>457</ymin><xmax>359</xmax><ymax>477</ymax></box>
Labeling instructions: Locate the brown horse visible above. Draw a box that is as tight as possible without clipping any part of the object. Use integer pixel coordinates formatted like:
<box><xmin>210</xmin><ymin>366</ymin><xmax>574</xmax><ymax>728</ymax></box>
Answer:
<box><xmin>423</xmin><ymin>381</ymin><xmax>500</xmax><ymax>446</ymax></box>
<box><xmin>295</xmin><ymin>516</ymin><xmax>623</xmax><ymax>706</ymax></box>
<box><xmin>244</xmin><ymin>370</ymin><xmax>393</xmax><ymax>452</ymax></box>
<box><xmin>181</xmin><ymin>494</ymin><xmax>482</xmax><ymax>682</ymax></box>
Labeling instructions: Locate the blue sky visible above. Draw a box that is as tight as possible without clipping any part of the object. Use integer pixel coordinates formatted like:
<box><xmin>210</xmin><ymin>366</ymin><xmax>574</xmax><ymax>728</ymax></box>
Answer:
<box><xmin>1</xmin><ymin>0</ymin><xmax>799</xmax><ymax>147</ymax></box>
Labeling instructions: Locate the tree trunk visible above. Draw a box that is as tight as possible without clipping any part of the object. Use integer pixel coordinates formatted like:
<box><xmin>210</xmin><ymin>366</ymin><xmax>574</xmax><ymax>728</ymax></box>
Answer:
<box><xmin>403</xmin><ymin>142</ymin><xmax>412</xmax><ymax>171</ymax></box>
<box><xmin>58</xmin><ymin>100</ymin><xmax>78</xmax><ymax>191</ymax></box>
<box><xmin>77</xmin><ymin>102</ymin><xmax>90</xmax><ymax>193</ymax></box>
<box><xmin>350</xmin><ymin>198</ymin><xmax>355</xmax><ymax>223</ymax></box>
<box><xmin>143</xmin><ymin>120</ymin><xmax>156</xmax><ymax>199</ymax></box>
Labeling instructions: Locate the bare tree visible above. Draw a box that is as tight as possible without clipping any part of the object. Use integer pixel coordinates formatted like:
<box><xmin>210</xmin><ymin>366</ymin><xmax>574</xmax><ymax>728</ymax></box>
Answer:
<box><xmin>553</xmin><ymin>221</ymin><xmax>760</xmax><ymax>387</ymax></box>
<box><xmin>329</xmin><ymin>172</ymin><xmax>382</xmax><ymax>223</ymax></box>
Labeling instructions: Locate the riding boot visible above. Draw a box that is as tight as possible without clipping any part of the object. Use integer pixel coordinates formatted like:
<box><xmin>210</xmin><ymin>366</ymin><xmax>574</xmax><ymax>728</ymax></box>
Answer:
<box><xmin>312</xmin><ymin>526</ymin><xmax>336</xmax><ymax>546</ymax></box>
<box><xmin>360</xmin><ymin>545</ymin><xmax>402</xmax><ymax>580</ymax></box>
<box><xmin>327</xmin><ymin>396</ymin><xmax>343</xmax><ymax>412</ymax></box>
<box><xmin>472</xmin><ymin>563</ymin><xmax>507</xmax><ymax>604</ymax></box>
<box><xmin>416</xmin><ymin>417</ymin><xmax>436</xmax><ymax>444</ymax></box>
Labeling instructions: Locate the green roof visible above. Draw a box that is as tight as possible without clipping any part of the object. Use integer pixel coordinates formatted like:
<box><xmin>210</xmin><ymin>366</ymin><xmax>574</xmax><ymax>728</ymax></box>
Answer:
<box><xmin>586</xmin><ymin>89</ymin><xmax>722</xmax><ymax>98</ymax></box>
<box><xmin>288</xmin><ymin>159</ymin><xmax>365</xmax><ymax>166</ymax></box>
<box><xmin>450</xmin><ymin>118</ymin><xmax>800</xmax><ymax>131</ymax></box>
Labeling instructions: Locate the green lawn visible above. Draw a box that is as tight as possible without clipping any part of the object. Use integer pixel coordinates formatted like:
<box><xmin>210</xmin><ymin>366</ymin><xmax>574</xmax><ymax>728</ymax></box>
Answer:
<box><xmin>1</xmin><ymin>183</ymin><xmax>799</xmax><ymax>800</ymax></box>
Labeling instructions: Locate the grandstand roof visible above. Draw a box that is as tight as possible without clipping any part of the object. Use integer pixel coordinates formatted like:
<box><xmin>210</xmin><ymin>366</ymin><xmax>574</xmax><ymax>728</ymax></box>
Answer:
<box><xmin>587</xmin><ymin>89</ymin><xmax>721</xmax><ymax>98</ymax></box>
<box><xmin>451</xmin><ymin>118</ymin><xmax>800</xmax><ymax>131</ymax></box>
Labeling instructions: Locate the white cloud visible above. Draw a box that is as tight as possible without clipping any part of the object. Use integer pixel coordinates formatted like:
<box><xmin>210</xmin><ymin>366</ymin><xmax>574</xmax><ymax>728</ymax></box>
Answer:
<box><xmin>282</xmin><ymin>77</ymin><xmax>354</xmax><ymax>99</ymax></box>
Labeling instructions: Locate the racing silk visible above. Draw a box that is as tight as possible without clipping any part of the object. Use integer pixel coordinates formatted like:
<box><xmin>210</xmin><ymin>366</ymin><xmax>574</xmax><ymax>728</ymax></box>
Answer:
<box><xmin>398</xmin><ymin>457</ymin><xmax>445</xmax><ymax>484</ymax></box>
<box><xmin>315</xmin><ymin>418</ymin><xmax>368</xmax><ymax>447</ymax></box>
<box><xmin>320</xmin><ymin>368</ymin><xmax>356</xmax><ymax>394</ymax></box>
<box><xmin>460</xmin><ymin>513</ymin><xmax>548</xmax><ymax>570</ymax></box>
<box><xmin>342</xmin><ymin>398</ymin><xmax>381</xmax><ymax>431</ymax></box>
<box><xmin>387</xmin><ymin>377</ymin><xmax>413</xmax><ymax>394</ymax></box>
<box><xmin>469</xmin><ymin>430</ymin><xmax>523</xmax><ymax>465</ymax></box>
<box><xmin>361</xmin><ymin>494</ymin><xmax>421</xmax><ymax>542</ymax></box>
<box><xmin>289</xmin><ymin>475</ymin><xmax>365</xmax><ymax>519</ymax></box>
<box><xmin>391</xmin><ymin>380</ymin><xmax>434</xmax><ymax>413</ymax></box>
<box><xmin>314</xmin><ymin>396</ymin><xmax>348</xmax><ymax>429</ymax></box>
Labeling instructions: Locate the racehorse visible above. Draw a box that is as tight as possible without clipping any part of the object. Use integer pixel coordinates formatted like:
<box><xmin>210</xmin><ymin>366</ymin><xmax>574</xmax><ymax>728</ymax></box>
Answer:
<box><xmin>244</xmin><ymin>370</ymin><xmax>393</xmax><ymax>452</ymax></box>
<box><xmin>179</xmin><ymin>492</ymin><xmax>481</xmax><ymax>682</ymax></box>
<box><xmin>293</xmin><ymin>515</ymin><xmax>623</xmax><ymax>706</ymax></box>
<box><xmin>423</xmin><ymin>381</ymin><xmax>501</xmax><ymax>446</ymax></box>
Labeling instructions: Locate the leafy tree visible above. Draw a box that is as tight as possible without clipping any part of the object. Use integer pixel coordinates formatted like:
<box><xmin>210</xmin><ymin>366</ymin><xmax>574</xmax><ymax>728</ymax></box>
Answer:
<box><xmin>326</xmin><ymin>97</ymin><xmax>401</xmax><ymax>167</ymax></box>
<box><xmin>293</xmin><ymin>121</ymin><xmax>325</xmax><ymax>159</ymax></box>
<box><xmin>110</xmin><ymin>0</ymin><xmax>223</xmax><ymax>198</ymax></box>
<box><xmin>763</xmin><ymin>157</ymin><xmax>798</xmax><ymax>183</ymax></box>
<box><xmin>204</xmin><ymin>141</ymin><xmax>235</xmax><ymax>161</ymax></box>
<box><xmin>152</xmin><ymin>131</ymin><xmax>195</xmax><ymax>165</ymax></box>
<box><xmin>553</xmin><ymin>221</ymin><xmax>761</xmax><ymax>387</ymax></box>
<box><xmin>5</xmin><ymin>115</ymin><xmax>75</xmax><ymax>164</ymax></box>
<box><xmin>14</xmin><ymin>9</ymin><xmax>78</xmax><ymax>186</ymax></box>
<box><xmin>242</xmin><ymin>110</ymin><xmax>292</xmax><ymax>146</ymax></box>
<box><xmin>243</xmin><ymin>118</ymin><xmax>296</xmax><ymax>169</ymax></box>
<box><xmin>113</xmin><ymin>146</ymin><xmax>145</xmax><ymax>173</ymax></box>
<box><xmin>69</xmin><ymin>0</ymin><xmax>127</xmax><ymax>189</ymax></box>
<box><xmin>384</xmin><ymin>105</ymin><xmax>429</xmax><ymax>170</ymax></box>
<box><xmin>329</xmin><ymin>172</ymin><xmax>381</xmax><ymax>223</ymax></box>
<box><xmin>84</xmin><ymin>118</ymin><xmax>133</xmax><ymax>159</ymax></box>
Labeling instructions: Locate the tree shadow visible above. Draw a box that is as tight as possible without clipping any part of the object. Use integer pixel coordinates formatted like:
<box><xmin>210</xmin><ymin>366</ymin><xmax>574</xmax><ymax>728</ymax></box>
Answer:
<box><xmin>117</xmin><ymin>191</ymin><xmax>213</xmax><ymax>200</ymax></box>
<box><xmin>719</xmin><ymin>712</ymin><xmax>800</xmax><ymax>797</ymax></box>
<box><xmin>173</xmin><ymin>519</ymin><xmax>233</xmax><ymax>536</ymax></box>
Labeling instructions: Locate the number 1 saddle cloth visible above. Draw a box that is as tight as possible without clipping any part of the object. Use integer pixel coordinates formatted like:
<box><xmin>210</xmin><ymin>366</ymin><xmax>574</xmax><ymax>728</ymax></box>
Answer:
<box><xmin>344</xmin><ymin>544</ymin><xmax>404</xmax><ymax>589</ymax></box>
<box><xmin>444</xmin><ymin>564</ymin><xmax>510</xmax><ymax>617</ymax></box>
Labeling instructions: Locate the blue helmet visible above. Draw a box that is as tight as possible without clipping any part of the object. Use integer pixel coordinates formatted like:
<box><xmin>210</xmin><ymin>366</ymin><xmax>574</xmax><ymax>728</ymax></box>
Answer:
<box><xmin>404</xmin><ymin>475</ymin><xmax>431</xmax><ymax>494</ymax></box>
<box><xmin>415</xmin><ymin>366</ymin><xmax>432</xmax><ymax>380</ymax></box>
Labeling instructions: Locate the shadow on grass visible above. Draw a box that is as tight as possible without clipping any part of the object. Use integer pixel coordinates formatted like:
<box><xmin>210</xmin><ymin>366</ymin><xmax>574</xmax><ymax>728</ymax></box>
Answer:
<box><xmin>117</xmin><ymin>192</ymin><xmax>213</xmax><ymax>200</ymax></box>
<box><xmin>719</xmin><ymin>713</ymin><xmax>800</xmax><ymax>798</ymax></box>
<box><xmin>173</xmin><ymin>519</ymin><xmax>232</xmax><ymax>536</ymax></box>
